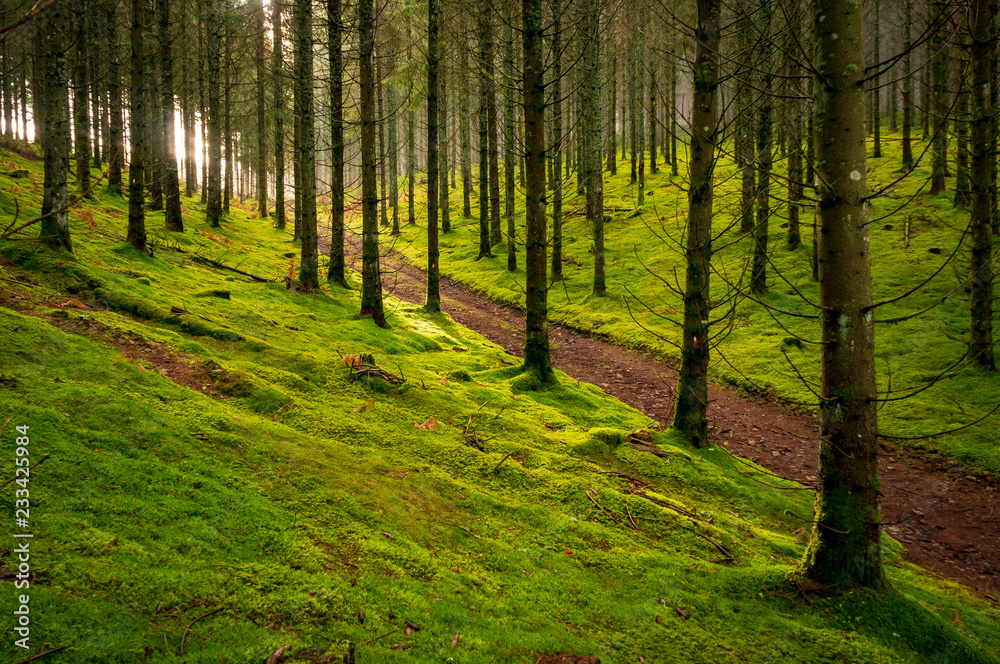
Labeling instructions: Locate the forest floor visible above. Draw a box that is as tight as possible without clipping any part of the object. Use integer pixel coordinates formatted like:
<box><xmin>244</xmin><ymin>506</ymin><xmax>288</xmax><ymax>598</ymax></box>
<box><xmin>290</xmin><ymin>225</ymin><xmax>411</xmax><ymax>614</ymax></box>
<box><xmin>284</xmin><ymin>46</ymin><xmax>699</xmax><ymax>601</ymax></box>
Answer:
<box><xmin>341</xmin><ymin>234</ymin><xmax>1000</xmax><ymax>597</ymax></box>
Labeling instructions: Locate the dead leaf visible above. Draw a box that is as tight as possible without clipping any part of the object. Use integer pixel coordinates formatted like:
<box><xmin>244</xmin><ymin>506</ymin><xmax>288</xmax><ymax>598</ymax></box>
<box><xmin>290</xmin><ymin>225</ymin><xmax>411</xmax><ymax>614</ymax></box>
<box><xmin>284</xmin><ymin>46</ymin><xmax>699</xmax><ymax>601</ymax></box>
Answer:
<box><xmin>676</xmin><ymin>607</ymin><xmax>688</xmax><ymax>619</ymax></box>
<box><xmin>438</xmin><ymin>377</ymin><xmax>448</xmax><ymax>385</ymax></box>
<box><xmin>415</xmin><ymin>416</ymin><xmax>439</xmax><ymax>430</ymax></box>
<box><xmin>451</xmin><ymin>632</ymin><xmax>460</xmax><ymax>649</ymax></box>
<box><xmin>952</xmin><ymin>609</ymin><xmax>964</xmax><ymax>629</ymax></box>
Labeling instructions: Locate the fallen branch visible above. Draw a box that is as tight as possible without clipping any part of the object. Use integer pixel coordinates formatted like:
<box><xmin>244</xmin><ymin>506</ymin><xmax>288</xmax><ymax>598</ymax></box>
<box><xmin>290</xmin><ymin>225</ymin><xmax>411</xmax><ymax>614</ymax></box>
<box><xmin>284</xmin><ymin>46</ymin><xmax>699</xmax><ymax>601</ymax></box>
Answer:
<box><xmin>360</xmin><ymin>627</ymin><xmax>398</xmax><ymax>645</ymax></box>
<box><xmin>179</xmin><ymin>606</ymin><xmax>224</xmax><ymax>655</ymax></box>
<box><xmin>13</xmin><ymin>646</ymin><xmax>67</xmax><ymax>664</ymax></box>
<box><xmin>492</xmin><ymin>450</ymin><xmax>516</xmax><ymax>472</ymax></box>
<box><xmin>188</xmin><ymin>255</ymin><xmax>272</xmax><ymax>283</ymax></box>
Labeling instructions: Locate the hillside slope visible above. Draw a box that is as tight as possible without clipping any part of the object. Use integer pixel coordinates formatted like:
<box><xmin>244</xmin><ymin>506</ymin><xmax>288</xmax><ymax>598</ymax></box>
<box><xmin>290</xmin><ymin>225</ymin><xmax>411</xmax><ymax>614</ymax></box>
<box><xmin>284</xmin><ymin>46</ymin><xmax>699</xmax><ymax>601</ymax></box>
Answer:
<box><xmin>1</xmin><ymin>149</ymin><xmax>998</xmax><ymax>663</ymax></box>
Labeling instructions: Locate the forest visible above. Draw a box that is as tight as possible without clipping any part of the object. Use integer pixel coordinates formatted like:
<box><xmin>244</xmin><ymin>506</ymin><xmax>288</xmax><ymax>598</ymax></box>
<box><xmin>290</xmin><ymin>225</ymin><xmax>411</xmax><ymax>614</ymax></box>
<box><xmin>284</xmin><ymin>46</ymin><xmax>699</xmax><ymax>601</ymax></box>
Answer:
<box><xmin>0</xmin><ymin>0</ymin><xmax>998</xmax><ymax>660</ymax></box>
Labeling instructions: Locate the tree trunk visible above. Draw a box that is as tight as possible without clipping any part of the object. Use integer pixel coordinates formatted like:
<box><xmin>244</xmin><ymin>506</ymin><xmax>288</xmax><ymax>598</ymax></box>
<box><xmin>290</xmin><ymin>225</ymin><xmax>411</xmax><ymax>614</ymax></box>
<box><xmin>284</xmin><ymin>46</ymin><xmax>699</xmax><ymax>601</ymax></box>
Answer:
<box><xmin>955</xmin><ymin>42</ymin><xmax>972</xmax><ymax>208</ymax></box>
<box><xmin>359</xmin><ymin>0</ymin><xmax>386</xmax><ymax>325</ymax></box>
<box><xmin>522</xmin><ymin>0</ymin><xmax>553</xmax><ymax>381</ymax></box>
<box><xmin>636</xmin><ymin>34</ymin><xmax>645</xmax><ymax>207</ymax></box>
<box><xmin>750</xmin><ymin>0</ymin><xmax>772</xmax><ymax>295</ymax></box>
<box><xmin>477</xmin><ymin>13</ymin><xmax>492</xmax><ymax>258</ymax></box>
<box><xmin>901</xmin><ymin>0</ymin><xmax>913</xmax><ymax>170</ymax></box>
<box><xmin>487</xmin><ymin>18</ymin><xmax>501</xmax><ymax>247</ymax></box>
<box><xmin>737</xmin><ymin>5</ymin><xmax>755</xmax><ymax>233</ymax></box>
<box><xmin>649</xmin><ymin>43</ymin><xmax>656</xmax><ymax>175</ymax></box>
<box><xmin>460</xmin><ymin>42</ymin><xmax>472</xmax><ymax>217</ymax></box>
<box><xmin>272</xmin><ymin>0</ymin><xmax>286</xmax><ymax>228</ymax></box>
<box><xmin>295</xmin><ymin>0</ymin><xmax>318</xmax><ymax>290</ymax></box>
<box><xmin>803</xmin><ymin>0</ymin><xmax>884</xmax><ymax>590</ymax></box>
<box><xmin>107</xmin><ymin>0</ymin><xmax>124</xmax><ymax>194</ymax></box>
<box><xmin>969</xmin><ymin>0</ymin><xmax>996</xmax><ymax>369</ymax></box>
<box><xmin>930</xmin><ymin>0</ymin><xmax>947</xmax><ymax>195</ymax></box>
<box><xmin>223</xmin><ymin>38</ymin><xmax>232</xmax><ymax>214</ymax></box>
<box><xmin>327</xmin><ymin>0</ymin><xmax>347</xmax><ymax>285</ymax></box>
<box><xmin>670</xmin><ymin>55</ymin><xmax>678</xmax><ymax>175</ymax></box>
<box><xmin>256</xmin><ymin>0</ymin><xmax>268</xmax><ymax>218</ymax></box>
<box><xmin>787</xmin><ymin>3</ymin><xmax>803</xmax><ymax>250</ymax></box>
<box><xmin>440</xmin><ymin>62</ymin><xmax>451</xmax><ymax>234</ymax></box>
<box><xmin>426</xmin><ymin>0</ymin><xmax>441</xmax><ymax>312</ymax></box>
<box><xmin>873</xmin><ymin>0</ymin><xmax>881</xmax><ymax>157</ymax></box>
<box><xmin>504</xmin><ymin>13</ymin><xmax>516</xmax><ymax>271</ymax></box>
<box><xmin>73</xmin><ymin>2</ymin><xmax>91</xmax><ymax>198</ymax></box>
<box><xmin>407</xmin><ymin>34</ymin><xmax>416</xmax><ymax>226</ymax></box>
<box><xmin>582</xmin><ymin>0</ymin><xmax>605</xmax><ymax>295</ymax></box>
<box><xmin>159</xmin><ymin>0</ymin><xmax>182</xmax><ymax>231</ymax></box>
<box><xmin>127</xmin><ymin>0</ymin><xmax>147</xmax><ymax>250</ymax></box>
<box><xmin>550</xmin><ymin>0</ymin><xmax>563</xmax><ymax>280</ymax></box>
<box><xmin>205</xmin><ymin>0</ymin><xmax>222</xmax><ymax>227</ymax></box>
<box><xmin>378</xmin><ymin>59</ymin><xmax>389</xmax><ymax>229</ymax></box>
<box><xmin>389</xmin><ymin>82</ymin><xmax>400</xmax><ymax>234</ymax></box>
<box><xmin>672</xmin><ymin>0</ymin><xmax>720</xmax><ymax>449</ymax></box>
<box><xmin>40</xmin><ymin>2</ymin><xmax>72</xmax><ymax>251</ymax></box>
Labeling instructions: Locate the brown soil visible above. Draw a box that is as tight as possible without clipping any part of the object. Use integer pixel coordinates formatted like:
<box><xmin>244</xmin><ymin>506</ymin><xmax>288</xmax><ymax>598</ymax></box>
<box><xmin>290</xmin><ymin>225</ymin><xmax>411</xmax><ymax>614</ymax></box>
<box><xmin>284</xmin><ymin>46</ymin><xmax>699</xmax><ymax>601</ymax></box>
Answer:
<box><xmin>343</xmin><ymin>238</ymin><xmax>1000</xmax><ymax>598</ymax></box>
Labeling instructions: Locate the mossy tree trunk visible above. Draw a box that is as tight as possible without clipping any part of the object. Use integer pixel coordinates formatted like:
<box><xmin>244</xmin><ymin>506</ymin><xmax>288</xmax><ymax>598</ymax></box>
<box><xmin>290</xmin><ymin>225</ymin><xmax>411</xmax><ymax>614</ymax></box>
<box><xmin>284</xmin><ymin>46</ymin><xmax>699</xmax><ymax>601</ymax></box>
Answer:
<box><xmin>581</xmin><ymin>0</ymin><xmax>605</xmax><ymax>296</ymax></box>
<box><xmin>969</xmin><ymin>0</ymin><xmax>996</xmax><ymax>369</ymax></box>
<box><xmin>327</xmin><ymin>0</ymin><xmax>348</xmax><ymax>286</ymax></box>
<box><xmin>929</xmin><ymin>0</ymin><xmax>947</xmax><ymax>195</ymax></box>
<box><xmin>477</xmin><ymin>12</ymin><xmax>492</xmax><ymax>259</ymax></box>
<box><xmin>522</xmin><ymin>0</ymin><xmax>553</xmax><ymax>382</ymax></box>
<box><xmin>901</xmin><ymin>0</ymin><xmax>913</xmax><ymax>170</ymax></box>
<box><xmin>803</xmin><ymin>0</ymin><xmax>884</xmax><ymax>590</ymax></box>
<box><xmin>40</xmin><ymin>1</ymin><xmax>72</xmax><ymax>252</ymax></box>
<box><xmin>550</xmin><ymin>0</ymin><xmax>563</xmax><ymax>281</ymax></box>
<box><xmin>750</xmin><ymin>0</ymin><xmax>772</xmax><ymax>296</ymax></box>
<box><xmin>672</xmin><ymin>0</ymin><xmax>719</xmax><ymax>449</ymax></box>
<box><xmin>107</xmin><ymin>0</ymin><xmax>124</xmax><ymax>194</ymax></box>
<box><xmin>504</xmin><ymin>11</ymin><xmax>517</xmax><ymax>271</ymax></box>
<box><xmin>426</xmin><ymin>0</ymin><xmax>441</xmax><ymax>313</ymax></box>
<box><xmin>158</xmin><ymin>0</ymin><xmax>182</xmax><ymax>231</ymax></box>
<box><xmin>73</xmin><ymin>1</ymin><xmax>91</xmax><ymax>198</ymax></box>
<box><xmin>358</xmin><ymin>0</ymin><xmax>385</xmax><ymax>326</ymax></box>
<box><xmin>295</xmin><ymin>0</ymin><xmax>318</xmax><ymax>290</ymax></box>
<box><xmin>272</xmin><ymin>0</ymin><xmax>286</xmax><ymax>228</ymax></box>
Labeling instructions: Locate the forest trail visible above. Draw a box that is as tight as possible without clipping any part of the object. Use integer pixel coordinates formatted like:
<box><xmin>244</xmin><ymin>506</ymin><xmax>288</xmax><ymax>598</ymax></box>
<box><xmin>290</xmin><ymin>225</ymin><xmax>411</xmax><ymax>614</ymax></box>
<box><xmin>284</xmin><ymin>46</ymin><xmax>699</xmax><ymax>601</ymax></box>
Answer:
<box><xmin>337</xmin><ymin>233</ymin><xmax>1000</xmax><ymax>596</ymax></box>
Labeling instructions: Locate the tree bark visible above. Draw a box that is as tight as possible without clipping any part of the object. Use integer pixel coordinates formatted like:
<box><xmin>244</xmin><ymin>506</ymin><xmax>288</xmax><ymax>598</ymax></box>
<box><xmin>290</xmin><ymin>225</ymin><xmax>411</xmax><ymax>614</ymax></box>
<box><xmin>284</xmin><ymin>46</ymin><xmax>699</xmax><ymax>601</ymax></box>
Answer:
<box><xmin>159</xmin><ymin>0</ymin><xmax>182</xmax><ymax>231</ymax></box>
<box><xmin>127</xmin><ymin>0</ymin><xmax>147</xmax><ymax>251</ymax></box>
<box><xmin>522</xmin><ymin>0</ymin><xmax>553</xmax><ymax>381</ymax></box>
<box><xmin>327</xmin><ymin>0</ymin><xmax>347</xmax><ymax>285</ymax></box>
<box><xmin>550</xmin><ymin>0</ymin><xmax>563</xmax><ymax>280</ymax></box>
<box><xmin>504</xmin><ymin>12</ymin><xmax>516</xmax><ymax>271</ymax></box>
<box><xmin>970</xmin><ymin>0</ymin><xmax>996</xmax><ymax>369</ymax></box>
<box><xmin>929</xmin><ymin>0</ymin><xmax>947</xmax><ymax>195</ymax></box>
<box><xmin>803</xmin><ymin>0</ymin><xmax>884</xmax><ymax>590</ymax></box>
<box><xmin>672</xmin><ymin>0</ymin><xmax>720</xmax><ymax>449</ymax></box>
<box><xmin>107</xmin><ymin>0</ymin><xmax>124</xmax><ymax>194</ymax></box>
<box><xmin>205</xmin><ymin>0</ymin><xmax>222</xmax><ymax>227</ymax></box>
<box><xmin>272</xmin><ymin>0</ymin><xmax>286</xmax><ymax>228</ymax></box>
<box><xmin>73</xmin><ymin>1</ymin><xmax>91</xmax><ymax>198</ymax></box>
<box><xmin>359</xmin><ymin>0</ymin><xmax>386</xmax><ymax>325</ymax></box>
<box><xmin>40</xmin><ymin>1</ymin><xmax>72</xmax><ymax>251</ymax></box>
<box><xmin>426</xmin><ymin>0</ymin><xmax>441</xmax><ymax>312</ymax></box>
<box><xmin>872</xmin><ymin>0</ymin><xmax>881</xmax><ymax>157</ymax></box>
<box><xmin>477</xmin><ymin>13</ymin><xmax>492</xmax><ymax>258</ymax></box>
<box><xmin>460</xmin><ymin>41</ymin><xmax>472</xmax><ymax>217</ymax></box>
<box><xmin>901</xmin><ymin>0</ymin><xmax>913</xmax><ymax>170</ymax></box>
<box><xmin>750</xmin><ymin>0</ymin><xmax>772</xmax><ymax>295</ymax></box>
<box><xmin>582</xmin><ymin>0</ymin><xmax>605</xmax><ymax>295</ymax></box>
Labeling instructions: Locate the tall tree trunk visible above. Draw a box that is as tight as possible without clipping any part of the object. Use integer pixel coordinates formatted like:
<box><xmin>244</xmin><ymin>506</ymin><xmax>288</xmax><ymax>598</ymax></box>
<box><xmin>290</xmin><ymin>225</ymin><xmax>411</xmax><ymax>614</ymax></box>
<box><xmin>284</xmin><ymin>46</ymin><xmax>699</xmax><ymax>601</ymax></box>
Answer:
<box><xmin>378</xmin><ymin>59</ymin><xmax>389</xmax><ymax>228</ymax></box>
<box><xmin>901</xmin><ymin>0</ymin><xmax>913</xmax><ymax>170</ymax></box>
<box><xmin>970</xmin><ymin>0</ymin><xmax>996</xmax><ymax>369</ymax></box>
<box><xmin>605</xmin><ymin>49</ymin><xmax>618</xmax><ymax>175</ymax></box>
<box><xmin>460</xmin><ymin>42</ymin><xmax>472</xmax><ymax>217</ymax></box>
<box><xmin>787</xmin><ymin>3</ymin><xmax>803</xmax><ymax>250</ymax></box>
<box><xmin>223</xmin><ymin>38</ymin><xmax>232</xmax><ymax>214</ymax></box>
<box><xmin>127</xmin><ymin>0</ymin><xmax>147</xmax><ymax>250</ymax></box>
<box><xmin>327</xmin><ymin>0</ymin><xmax>347</xmax><ymax>285</ymax></box>
<box><xmin>205</xmin><ymin>0</ymin><xmax>222</xmax><ymax>227</ymax></box>
<box><xmin>256</xmin><ymin>0</ymin><xmax>268</xmax><ymax>218</ymax></box>
<box><xmin>426</xmin><ymin>0</ymin><xmax>441</xmax><ymax>312</ymax></box>
<box><xmin>272</xmin><ymin>0</ymin><xmax>286</xmax><ymax>228</ymax></box>
<box><xmin>477</xmin><ymin>13</ymin><xmax>492</xmax><ymax>258</ymax></box>
<box><xmin>873</xmin><ymin>0</ymin><xmax>881</xmax><ymax>157</ymax></box>
<box><xmin>407</xmin><ymin>34</ymin><xmax>416</xmax><ymax>226</ymax></box>
<box><xmin>389</xmin><ymin>82</ymin><xmax>400</xmax><ymax>234</ymax></box>
<box><xmin>929</xmin><ymin>0</ymin><xmax>947</xmax><ymax>195</ymax></box>
<box><xmin>750</xmin><ymin>0</ymin><xmax>772</xmax><ymax>295</ymax></box>
<box><xmin>487</xmin><ymin>17</ymin><xmax>501</xmax><ymax>247</ymax></box>
<box><xmin>107</xmin><ymin>0</ymin><xmax>124</xmax><ymax>194</ymax></box>
<box><xmin>737</xmin><ymin>5</ymin><xmax>755</xmax><ymax>233</ymax></box>
<box><xmin>672</xmin><ymin>0</ymin><xmax>720</xmax><ymax>448</ymax></box>
<box><xmin>73</xmin><ymin>2</ymin><xmax>91</xmax><ymax>198</ymax></box>
<box><xmin>90</xmin><ymin>25</ymin><xmax>103</xmax><ymax>168</ymax></box>
<box><xmin>159</xmin><ymin>0</ymin><xmax>182</xmax><ymax>231</ymax></box>
<box><xmin>550</xmin><ymin>0</ymin><xmax>563</xmax><ymax>280</ymax></box>
<box><xmin>629</xmin><ymin>42</ymin><xmax>637</xmax><ymax>184</ymax></box>
<box><xmin>40</xmin><ymin>2</ymin><xmax>72</xmax><ymax>251</ymax></box>
<box><xmin>296</xmin><ymin>0</ymin><xmax>318</xmax><ymax>290</ymax></box>
<box><xmin>803</xmin><ymin>0</ymin><xmax>884</xmax><ymax>590</ymax></box>
<box><xmin>636</xmin><ymin>34</ymin><xmax>645</xmax><ymax>206</ymax></box>
<box><xmin>649</xmin><ymin>43</ymin><xmax>656</xmax><ymax>174</ymax></box>
<box><xmin>182</xmin><ymin>20</ymin><xmax>197</xmax><ymax>197</ymax></box>
<box><xmin>522</xmin><ymin>0</ymin><xmax>553</xmax><ymax>381</ymax></box>
<box><xmin>440</xmin><ymin>63</ymin><xmax>451</xmax><ymax>234</ymax></box>
<box><xmin>359</xmin><ymin>0</ymin><xmax>386</xmax><ymax>325</ymax></box>
<box><xmin>670</xmin><ymin>54</ymin><xmax>678</xmax><ymax>175</ymax></box>
<box><xmin>582</xmin><ymin>0</ymin><xmax>605</xmax><ymax>295</ymax></box>
<box><xmin>955</xmin><ymin>42</ymin><xmax>972</xmax><ymax>208</ymax></box>
<box><xmin>504</xmin><ymin>12</ymin><xmax>516</xmax><ymax>271</ymax></box>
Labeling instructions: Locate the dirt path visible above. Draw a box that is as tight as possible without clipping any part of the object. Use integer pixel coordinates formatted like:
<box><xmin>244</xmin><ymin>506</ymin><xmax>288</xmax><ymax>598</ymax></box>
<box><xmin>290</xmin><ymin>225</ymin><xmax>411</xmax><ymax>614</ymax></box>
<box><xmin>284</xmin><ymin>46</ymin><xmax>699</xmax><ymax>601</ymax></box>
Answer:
<box><xmin>339</xmin><ymin>237</ymin><xmax>1000</xmax><ymax>596</ymax></box>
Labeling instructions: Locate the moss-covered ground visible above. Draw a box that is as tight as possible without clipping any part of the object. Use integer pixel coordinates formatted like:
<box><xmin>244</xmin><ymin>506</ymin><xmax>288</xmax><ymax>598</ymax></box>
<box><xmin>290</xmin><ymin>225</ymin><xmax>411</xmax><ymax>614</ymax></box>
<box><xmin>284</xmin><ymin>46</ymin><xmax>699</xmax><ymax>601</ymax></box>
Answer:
<box><xmin>0</xmin><ymin>147</ymin><xmax>998</xmax><ymax>663</ymax></box>
<box><xmin>393</xmin><ymin>132</ymin><xmax>1000</xmax><ymax>476</ymax></box>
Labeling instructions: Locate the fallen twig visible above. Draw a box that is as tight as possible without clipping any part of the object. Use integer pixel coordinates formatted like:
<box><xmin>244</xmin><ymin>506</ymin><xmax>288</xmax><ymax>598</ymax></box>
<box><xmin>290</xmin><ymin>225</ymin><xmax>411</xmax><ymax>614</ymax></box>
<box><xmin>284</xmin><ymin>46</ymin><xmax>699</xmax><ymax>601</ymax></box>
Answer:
<box><xmin>179</xmin><ymin>606</ymin><xmax>224</xmax><ymax>655</ymax></box>
<box><xmin>13</xmin><ymin>646</ymin><xmax>67</xmax><ymax>664</ymax></box>
<box><xmin>360</xmin><ymin>627</ymin><xmax>398</xmax><ymax>645</ymax></box>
